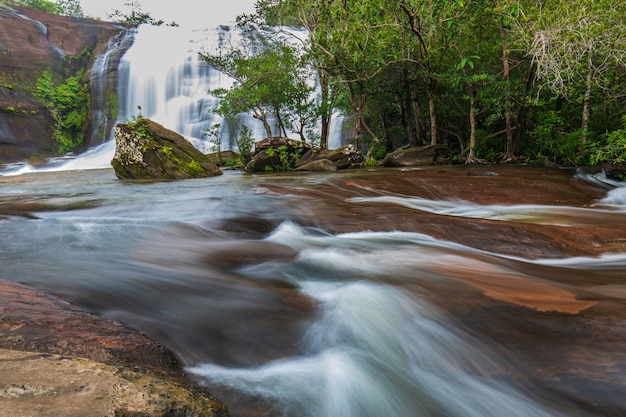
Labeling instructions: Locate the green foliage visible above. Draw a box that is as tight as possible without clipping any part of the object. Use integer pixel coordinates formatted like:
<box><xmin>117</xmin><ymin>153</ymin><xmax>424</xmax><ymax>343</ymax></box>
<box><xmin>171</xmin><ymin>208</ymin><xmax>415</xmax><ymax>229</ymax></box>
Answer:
<box><xmin>277</xmin><ymin>145</ymin><xmax>299</xmax><ymax>170</ymax></box>
<box><xmin>127</xmin><ymin>107</ymin><xmax>151</xmax><ymax>139</ymax></box>
<box><xmin>588</xmin><ymin>116</ymin><xmax>626</xmax><ymax>166</ymax></box>
<box><xmin>56</xmin><ymin>0</ymin><xmax>84</xmax><ymax>17</ymax></box>
<box><xmin>35</xmin><ymin>68</ymin><xmax>89</xmax><ymax>154</ymax></box>
<box><xmin>262</xmin><ymin>144</ymin><xmax>301</xmax><ymax>171</ymax></box>
<box><xmin>105</xmin><ymin>93</ymin><xmax>119</xmax><ymax>123</ymax></box>
<box><xmin>184</xmin><ymin>160</ymin><xmax>205</xmax><ymax>176</ymax></box>
<box><xmin>236</xmin><ymin>125</ymin><xmax>255</xmax><ymax>165</ymax></box>
<box><xmin>237</xmin><ymin>0</ymin><xmax>626</xmax><ymax>166</ymax></box>
<box><xmin>369</xmin><ymin>143</ymin><xmax>388</xmax><ymax>161</ymax></box>
<box><xmin>205</xmin><ymin>123</ymin><xmax>223</xmax><ymax>163</ymax></box>
<box><xmin>522</xmin><ymin>109</ymin><xmax>590</xmax><ymax>165</ymax></box>
<box><xmin>201</xmin><ymin>35</ymin><xmax>314</xmax><ymax>139</ymax></box>
<box><xmin>14</xmin><ymin>0</ymin><xmax>60</xmax><ymax>14</ymax></box>
<box><xmin>159</xmin><ymin>146</ymin><xmax>173</xmax><ymax>158</ymax></box>
<box><xmin>106</xmin><ymin>0</ymin><xmax>178</xmax><ymax>26</ymax></box>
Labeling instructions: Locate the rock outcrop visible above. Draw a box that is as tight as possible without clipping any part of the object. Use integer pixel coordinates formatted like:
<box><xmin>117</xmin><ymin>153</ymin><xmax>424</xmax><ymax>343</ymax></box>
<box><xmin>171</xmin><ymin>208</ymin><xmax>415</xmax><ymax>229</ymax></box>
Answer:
<box><xmin>295</xmin><ymin>144</ymin><xmax>364</xmax><ymax>171</ymax></box>
<box><xmin>0</xmin><ymin>5</ymin><xmax>125</xmax><ymax>163</ymax></box>
<box><xmin>382</xmin><ymin>144</ymin><xmax>449</xmax><ymax>167</ymax></box>
<box><xmin>245</xmin><ymin>137</ymin><xmax>311</xmax><ymax>173</ymax></box>
<box><xmin>111</xmin><ymin>118</ymin><xmax>222</xmax><ymax>180</ymax></box>
<box><xmin>0</xmin><ymin>279</ymin><xmax>228</xmax><ymax>417</ymax></box>
<box><xmin>245</xmin><ymin>137</ymin><xmax>364</xmax><ymax>173</ymax></box>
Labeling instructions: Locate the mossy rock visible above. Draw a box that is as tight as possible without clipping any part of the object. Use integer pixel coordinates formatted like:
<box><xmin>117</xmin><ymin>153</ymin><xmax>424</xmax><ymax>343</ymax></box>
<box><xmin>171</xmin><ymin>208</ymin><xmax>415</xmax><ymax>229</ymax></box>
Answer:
<box><xmin>111</xmin><ymin>119</ymin><xmax>222</xmax><ymax>180</ymax></box>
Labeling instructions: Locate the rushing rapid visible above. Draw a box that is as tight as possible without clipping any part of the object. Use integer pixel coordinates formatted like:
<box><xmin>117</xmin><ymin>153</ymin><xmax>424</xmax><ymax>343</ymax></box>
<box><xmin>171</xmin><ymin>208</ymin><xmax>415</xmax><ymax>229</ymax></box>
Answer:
<box><xmin>1</xmin><ymin>165</ymin><xmax>625</xmax><ymax>417</ymax></box>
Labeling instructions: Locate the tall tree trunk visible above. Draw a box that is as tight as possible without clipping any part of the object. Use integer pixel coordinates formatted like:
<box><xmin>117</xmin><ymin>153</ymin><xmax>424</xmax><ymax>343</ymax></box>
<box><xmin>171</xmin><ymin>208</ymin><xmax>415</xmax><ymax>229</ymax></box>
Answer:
<box><xmin>514</xmin><ymin>62</ymin><xmax>536</xmax><ymax>147</ymax></box>
<box><xmin>348</xmin><ymin>83</ymin><xmax>362</xmax><ymax>150</ymax></box>
<box><xmin>466</xmin><ymin>84</ymin><xmax>477</xmax><ymax>164</ymax></box>
<box><xmin>403</xmin><ymin>69</ymin><xmax>418</xmax><ymax>147</ymax></box>
<box><xmin>319</xmin><ymin>68</ymin><xmax>330</xmax><ymax>149</ymax></box>
<box><xmin>498</xmin><ymin>2</ymin><xmax>515</xmax><ymax>162</ymax></box>
<box><xmin>428</xmin><ymin>82</ymin><xmax>438</xmax><ymax>146</ymax></box>
<box><xmin>581</xmin><ymin>55</ymin><xmax>593</xmax><ymax>142</ymax></box>
<box><xmin>275</xmin><ymin>108</ymin><xmax>288</xmax><ymax>137</ymax></box>
<box><xmin>380</xmin><ymin>103</ymin><xmax>392</xmax><ymax>151</ymax></box>
<box><xmin>253</xmin><ymin>109</ymin><xmax>273</xmax><ymax>138</ymax></box>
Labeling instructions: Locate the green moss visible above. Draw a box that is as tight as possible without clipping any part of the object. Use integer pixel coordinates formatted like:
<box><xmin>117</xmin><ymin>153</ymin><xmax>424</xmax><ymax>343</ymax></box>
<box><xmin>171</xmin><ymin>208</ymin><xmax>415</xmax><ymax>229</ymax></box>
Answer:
<box><xmin>183</xmin><ymin>159</ymin><xmax>205</xmax><ymax>176</ymax></box>
<box><xmin>160</xmin><ymin>146</ymin><xmax>173</xmax><ymax>157</ymax></box>
<box><xmin>35</xmin><ymin>67</ymin><xmax>90</xmax><ymax>154</ymax></box>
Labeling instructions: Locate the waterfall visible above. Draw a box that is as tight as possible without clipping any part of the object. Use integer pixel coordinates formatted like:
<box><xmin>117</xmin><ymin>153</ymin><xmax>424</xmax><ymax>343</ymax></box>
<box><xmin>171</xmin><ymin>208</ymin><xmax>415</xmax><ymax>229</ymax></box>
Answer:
<box><xmin>89</xmin><ymin>26</ymin><xmax>137</xmax><ymax>147</ymax></box>
<box><xmin>115</xmin><ymin>24</ymin><xmax>276</xmax><ymax>154</ymax></box>
<box><xmin>114</xmin><ymin>24</ymin><xmax>345</xmax><ymax>154</ymax></box>
<box><xmin>1</xmin><ymin>23</ymin><xmax>347</xmax><ymax>176</ymax></box>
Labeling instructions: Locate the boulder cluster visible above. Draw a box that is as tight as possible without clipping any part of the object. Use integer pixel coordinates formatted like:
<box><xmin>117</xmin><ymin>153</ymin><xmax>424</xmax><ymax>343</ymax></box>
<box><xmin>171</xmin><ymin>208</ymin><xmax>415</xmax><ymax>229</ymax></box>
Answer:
<box><xmin>245</xmin><ymin>137</ymin><xmax>364</xmax><ymax>173</ymax></box>
<box><xmin>111</xmin><ymin>118</ymin><xmax>450</xmax><ymax>180</ymax></box>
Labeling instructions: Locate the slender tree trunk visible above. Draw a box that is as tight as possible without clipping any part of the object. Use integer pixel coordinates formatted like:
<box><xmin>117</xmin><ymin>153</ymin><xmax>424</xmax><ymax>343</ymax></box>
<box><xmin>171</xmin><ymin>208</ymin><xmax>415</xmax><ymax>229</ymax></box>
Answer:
<box><xmin>319</xmin><ymin>68</ymin><xmax>330</xmax><ymax>149</ymax></box>
<box><xmin>581</xmin><ymin>55</ymin><xmax>593</xmax><ymax>142</ymax></box>
<box><xmin>498</xmin><ymin>2</ymin><xmax>515</xmax><ymax>162</ymax></box>
<box><xmin>514</xmin><ymin>62</ymin><xmax>536</xmax><ymax>147</ymax></box>
<box><xmin>403</xmin><ymin>69</ymin><xmax>417</xmax><ymax>147</ymax></box>
<box><xmin>253</xmin><ymin>109</ymin><xmax>273</xmax><ymax>138</ymax></box>
<box><xmin>466</xmin><ymin>84</ymin><xmax>477</xmax><ymax>164</ymax></box>
<box><xmin>362</xmin><ymin>119</ymin><xmax>380</xmax><ymax>159</ymax></box>
<box><xmin>348</xmin><ymin>83</ymin><xmax>362</xmax><ymax>150</ymax></box>
<box><xmin>428</xmin><ymin>83</ymin><xmax>438</xmax><ymax>146</ymax></box>
<box><xmin>275</xmin><ymin>109</ymin><xmax>288</xmax><ymax>137</ymax></box>
<box><xmin>380</xmin><ymin>103</ymin><xmax>392</xmax><ymax>151</ymax></box>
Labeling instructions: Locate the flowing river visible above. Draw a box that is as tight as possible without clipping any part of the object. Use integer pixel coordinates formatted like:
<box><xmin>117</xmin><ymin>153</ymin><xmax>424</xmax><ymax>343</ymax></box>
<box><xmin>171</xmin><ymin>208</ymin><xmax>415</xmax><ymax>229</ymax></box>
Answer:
<box><xmin>1</xmin><ymin>165</ymin><xmax>625</xmax><ymax>417</ymax></box>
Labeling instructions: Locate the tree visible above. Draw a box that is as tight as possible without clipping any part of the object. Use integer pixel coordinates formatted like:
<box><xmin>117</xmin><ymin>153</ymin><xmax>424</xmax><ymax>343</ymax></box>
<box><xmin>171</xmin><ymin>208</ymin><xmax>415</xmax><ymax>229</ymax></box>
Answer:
<box><xmin>106</xmin><ymin>1</ymin><xmax>178</xmax><ymax>26</ymax></box>
<box><xmin>201</xmin><ymin>34</ymin><xmax>314</xmax><ymax>139</ymax></box>
<box><xmin>14</xmin><ymin>0</ymin><xmax>60</xmax><ymax>13</ymax></box>
<box><xmin>57</xmin><ymin>0</ymin><xmax>84</xmax><ymax>17</ymax></box>
<box><xmin>522</xmin><ymin>0</ymin><xmax>626</xmax><ymax>141</ymax></box>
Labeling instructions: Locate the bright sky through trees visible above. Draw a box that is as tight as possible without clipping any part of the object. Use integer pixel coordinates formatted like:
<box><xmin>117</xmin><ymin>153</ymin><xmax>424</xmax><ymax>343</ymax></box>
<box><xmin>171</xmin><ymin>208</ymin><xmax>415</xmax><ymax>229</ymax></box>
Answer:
<box><xmin>63</xmin><ymin>0</ymin><xmax>256</xmax><ymax>28</ymax></box>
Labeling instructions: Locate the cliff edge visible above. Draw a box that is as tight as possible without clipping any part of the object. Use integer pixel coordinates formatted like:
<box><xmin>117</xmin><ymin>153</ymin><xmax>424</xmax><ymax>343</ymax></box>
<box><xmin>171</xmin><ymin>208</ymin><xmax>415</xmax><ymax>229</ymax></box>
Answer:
<box><xmin>0</xmin><ymin>5</ymin><xmax>125</xmax><ymax>163</ymax></box>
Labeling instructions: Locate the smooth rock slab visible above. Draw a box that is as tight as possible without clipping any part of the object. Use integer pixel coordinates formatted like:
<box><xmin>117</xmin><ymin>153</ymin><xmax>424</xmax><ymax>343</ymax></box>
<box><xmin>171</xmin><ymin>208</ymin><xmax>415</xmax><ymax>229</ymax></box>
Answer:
<box><xmin>0</xmin><ymin>348</ymin><xmax>227</xmax><ymax>417</ymax></box>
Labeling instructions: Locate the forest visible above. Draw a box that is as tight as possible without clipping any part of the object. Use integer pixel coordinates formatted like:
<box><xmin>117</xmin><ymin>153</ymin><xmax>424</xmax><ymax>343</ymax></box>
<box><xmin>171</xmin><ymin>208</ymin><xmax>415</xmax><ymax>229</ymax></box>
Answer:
<box><xmin>203</xmin><ymin>0</ymin><xmax>626</xmax><ymax>167</ymax></box>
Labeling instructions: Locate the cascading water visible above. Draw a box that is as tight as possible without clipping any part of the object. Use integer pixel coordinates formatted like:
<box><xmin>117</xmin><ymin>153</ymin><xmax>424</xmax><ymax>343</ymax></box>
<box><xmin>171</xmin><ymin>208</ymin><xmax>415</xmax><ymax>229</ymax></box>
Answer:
<box><xmin>88</xmin><ymin>26</ymin><xmax>137</xmax><ymax>148</ymax></box>
<box><xmin>114</xmin><ymin>24</ymin><xmax>344</xmax><ymax>153</ymax></box>
<box><xmin>0</xmin><ymin>22</ymin><xmax>345</xmax><ymax>177</ymax></box>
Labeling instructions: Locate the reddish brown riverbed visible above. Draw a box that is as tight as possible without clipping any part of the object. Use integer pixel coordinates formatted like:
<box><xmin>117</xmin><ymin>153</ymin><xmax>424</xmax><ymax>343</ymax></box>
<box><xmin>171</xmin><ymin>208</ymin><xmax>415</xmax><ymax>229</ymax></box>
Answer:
<box><xmin>1</xmin><ymin>165</ymin><xmax>625</xmax><ymax>417</ymax></box>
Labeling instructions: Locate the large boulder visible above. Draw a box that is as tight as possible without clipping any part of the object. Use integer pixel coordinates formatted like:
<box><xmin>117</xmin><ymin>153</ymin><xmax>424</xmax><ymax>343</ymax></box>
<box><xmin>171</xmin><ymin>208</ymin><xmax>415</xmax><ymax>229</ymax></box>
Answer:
<box><xmin>245</xmin><ymin>137</ymin><xmax>311</xmax><ymax>173</ymax></box>
<box><xmin>296</xmin><ymin>144</ymin><xmax>364</xmax><ymax>171</ymax></box>
<box><xmin>111</xmin><ymin>118</ymin><xmax>222</xmax><ymax>180</ymax></box>
<box><xmin>245</xmin><ymin>138</ymin><xmax>365</xmax><ymax>173</ymax></box>
<box><xmin>382</xmin><ymin>144</ymin><xmax>449</xmax><ymax>167</ymax></box>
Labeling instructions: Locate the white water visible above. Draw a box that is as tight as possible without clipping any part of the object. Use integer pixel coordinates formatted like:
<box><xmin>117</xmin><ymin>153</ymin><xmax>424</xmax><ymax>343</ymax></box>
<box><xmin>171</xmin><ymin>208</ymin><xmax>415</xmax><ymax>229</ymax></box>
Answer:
<box><xmin>1</xmin><ymin>23</ymin><xmax>345</xmax><ymax>176</ymax></box>
<box><xmin>189</xmin><ymin>222</ymin><xmax>570</xmax><ymax>417</ymax></box>
<box><xmin>2</xmin><ymin>168</ymin><xmax>625</xmax><ymax>416</ymax></box>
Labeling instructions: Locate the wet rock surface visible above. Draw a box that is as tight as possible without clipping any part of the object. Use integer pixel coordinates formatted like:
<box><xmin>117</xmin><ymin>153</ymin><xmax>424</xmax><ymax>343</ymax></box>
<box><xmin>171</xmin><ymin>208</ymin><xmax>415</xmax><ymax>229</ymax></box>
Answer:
<box><xmin>0</xmin><ymin>280</ymin><xmax>228</xmax><ymax>417</ymax></box>
<box><xmin>0</xmin><ymin>6</ymin><xmax>124</xmax><ymax>162</ymax></box>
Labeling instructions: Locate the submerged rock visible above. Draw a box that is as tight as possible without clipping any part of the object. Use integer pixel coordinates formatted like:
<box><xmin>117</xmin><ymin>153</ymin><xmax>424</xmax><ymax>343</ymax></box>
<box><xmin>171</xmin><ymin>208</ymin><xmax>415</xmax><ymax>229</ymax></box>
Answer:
<box><xmin>111</xmin><ymin>118</ymin><xmax>222</xmax><ymax>180</ymax></box>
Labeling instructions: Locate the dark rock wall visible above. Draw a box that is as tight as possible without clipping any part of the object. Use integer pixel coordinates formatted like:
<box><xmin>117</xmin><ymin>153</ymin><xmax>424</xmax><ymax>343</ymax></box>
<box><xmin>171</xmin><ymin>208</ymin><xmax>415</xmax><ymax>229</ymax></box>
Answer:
<box><xmin>0</xmin><ymin>6</ymin><xmax>125</xmax><ymax>163</ymax></box>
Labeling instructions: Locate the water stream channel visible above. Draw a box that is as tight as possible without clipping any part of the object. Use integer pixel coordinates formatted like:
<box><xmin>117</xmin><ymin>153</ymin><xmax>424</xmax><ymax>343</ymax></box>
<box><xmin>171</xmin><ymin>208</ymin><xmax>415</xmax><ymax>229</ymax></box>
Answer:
<box><xmin>1</xmin><ymin>165</ymin><xmax>625</xmax><ymax>417</ymax></box>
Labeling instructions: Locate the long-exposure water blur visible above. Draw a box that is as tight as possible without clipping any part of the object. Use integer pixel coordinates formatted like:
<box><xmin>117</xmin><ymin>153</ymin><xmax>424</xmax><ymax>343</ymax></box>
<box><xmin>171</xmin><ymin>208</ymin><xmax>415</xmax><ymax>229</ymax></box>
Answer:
<box><xmin>2</xmin><ymin>165</ymin><xmax>625</xmax><ymax>416</ymax></box>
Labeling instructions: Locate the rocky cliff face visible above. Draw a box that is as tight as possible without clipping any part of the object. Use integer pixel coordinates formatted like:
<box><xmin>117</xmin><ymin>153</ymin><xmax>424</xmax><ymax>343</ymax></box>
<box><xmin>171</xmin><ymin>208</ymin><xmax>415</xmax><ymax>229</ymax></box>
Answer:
<box><xmin>0</xmin><ymin>5</ymin><xmax>125</xmax><ymax>163</ymax></box>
